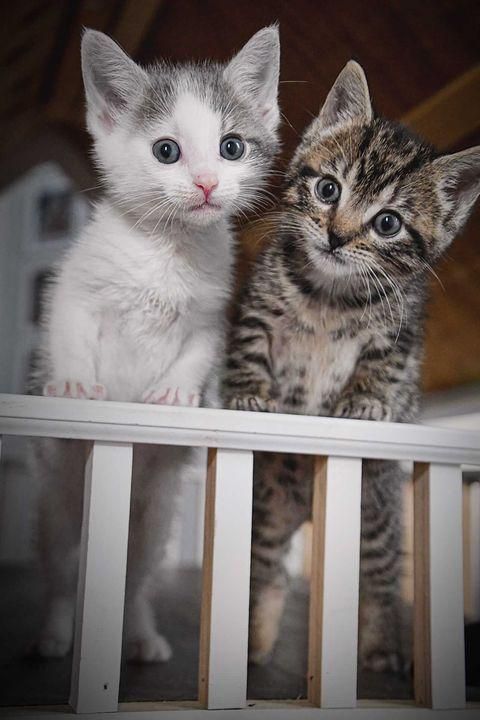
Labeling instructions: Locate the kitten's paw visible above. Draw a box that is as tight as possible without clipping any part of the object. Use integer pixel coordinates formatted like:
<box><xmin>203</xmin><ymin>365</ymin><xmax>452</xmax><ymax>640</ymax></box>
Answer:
<box><xmin>333</xmin><ymin>395</ymin><xmax>392</xmax><ymax>421</ymax></box>
<box><xmin>126</xmin><ymin>632</ymin><xmax>173</xmax><ymax>663</ymax></box>
<box><xmin>361</xmin><ymin>650</ymin><xmax>409</xmax><ymax>675</ymax></box>
<box><xmin>44</xmin><ymin>380</ymin><xmax>106</xmax><ymax>401</ymax></box>
<box><xmin>36</xmin><ymin>609</ymin><xmax>73</xmax><ymax>658</ymax></box>
<box><xmin>229</xmin><ymin>396</ymin><xmax>277</xmax><ymax>412</ymax></box>
<box><xmin>142</xmin><ymin>387</ymin><xmax>200</xmax><ymax>407</ymax></box>
<box><xmin>248</xmin><ymin>646</ymin><xmax>274</xmax><ymax>666</ymax></box>
<box><xmin>36</xmin><ymin>635</ymin><xmax>72</xmax><ymax>659</ymax></box>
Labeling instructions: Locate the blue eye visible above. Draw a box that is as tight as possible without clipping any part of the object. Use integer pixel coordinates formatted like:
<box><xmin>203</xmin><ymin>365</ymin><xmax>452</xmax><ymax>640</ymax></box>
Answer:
<box><xmin>152</xmin><ymin>139</ymin><xmax>180</xmax><ymax>164</ymax></box>
<box><xmin>373</xmin><ymin>211</ymin><xmax>402</xmax><ymax>237</ymax></box>
<box><xmin>315</xmin><ymin>177</ymin><xmax>341</xmax><ymax>204</ymax></box>
<box><xmin>220</xmin><ymin>136</ymin><xmax>245</xmax><ymax>160</ymax></box>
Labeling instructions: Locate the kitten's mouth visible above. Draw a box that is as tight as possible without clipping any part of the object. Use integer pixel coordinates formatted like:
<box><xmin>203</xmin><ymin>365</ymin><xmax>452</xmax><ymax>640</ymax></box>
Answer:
<box><xmin>190</xmin><ymin>201</ymin><xmax>221</xmax><ymax>213</ymax></box>
<box><xmin>316</xmin><ymin>245</ymin><xmax>347</xmax><ymax>265</ymax></box>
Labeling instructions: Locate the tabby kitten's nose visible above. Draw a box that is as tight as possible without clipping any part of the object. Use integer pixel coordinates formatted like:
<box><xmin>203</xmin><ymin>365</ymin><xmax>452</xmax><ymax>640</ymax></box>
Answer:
<box><xmin>328</xmin><ymin>232</ymin><xmax>346</xmax><ymax>250</ymax></box>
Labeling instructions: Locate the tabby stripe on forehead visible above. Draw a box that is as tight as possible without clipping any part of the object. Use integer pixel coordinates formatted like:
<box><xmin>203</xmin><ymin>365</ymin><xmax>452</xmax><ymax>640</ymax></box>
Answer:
<box><xmin>373</xmin><ymin>152</ymin><xmax>429</xmax><ymax>194</ymax></box>
<box><xmin>356</xmin><ymin>124</ymin><xmax>376</xmax><ymax>183</ymax></box>
<box><xmin>299</xmin><ymin>165</ymin><xmax>318</xmax><ymax>179</ymax></box>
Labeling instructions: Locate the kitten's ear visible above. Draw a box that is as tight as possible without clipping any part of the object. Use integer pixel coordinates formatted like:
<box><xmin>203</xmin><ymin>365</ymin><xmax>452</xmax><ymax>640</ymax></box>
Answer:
<box><xmin>318</xmin><ymin>60</ymin><xmax>372</xmax><ymax>130</ymax></box>
<box><xmin>224</xmin><ymin>26</ymin><xmax>280</xmax><ymax>133</ymax></box>
<box><xmin>81</xmin><ymin>29</ymin><xmax>147</xmax><ymax>133</ymax></box>
<box><xmin>433</xmin><ymin>146</ymin><xmax>480</xmax><ymax>236</ymax></box>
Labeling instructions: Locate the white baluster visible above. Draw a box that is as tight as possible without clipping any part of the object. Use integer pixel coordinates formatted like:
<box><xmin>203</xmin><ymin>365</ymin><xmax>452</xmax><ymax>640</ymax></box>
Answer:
<box><xmin>414</xmin><ymin>462</ymin><xmax>465</xmax><ymax>708</ymax></box>
<box><xmin>70</xmin><ymin>441</ymin><xmax>133</xmax><ymax>713</ymax></box>
<box><xmin>199</xmin><ymin>447</ymin><xmax>254</xmax><ymax>709</ymax></box>
<box><xmin>308</xmin><ymin>455</ymin><xmax>362</xmax><ymax>708</ymax></box>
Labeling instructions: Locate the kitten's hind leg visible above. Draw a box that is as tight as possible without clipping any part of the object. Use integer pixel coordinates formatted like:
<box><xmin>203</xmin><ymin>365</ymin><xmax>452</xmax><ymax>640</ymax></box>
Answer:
<box><xmin>358</xmin><ymin>460</ymin><xmax>409</xmax><ymax>675</ymax></box>
<box><xmin>249</xmin><ymin>560</ymin><xmax>289</xmax><ymax>665</ymax></box>
<box><xmin>35</xmin><ymin>438</ymin><xmax>85</xmax><ymax>658</ymax></box>
<box><xmin>124</xmin><ymin>445</ymin><xmax>196</xmax><ymax>663</ymax></box>
<box><xmin>124</xmin><ymin>578</ymin><xmax>173</xmax><ymax>663</ymax></box>
<box><xmin>249</xmin><ymin>453</ymin><xmax>311</xmax><ymax>665</ymax></box>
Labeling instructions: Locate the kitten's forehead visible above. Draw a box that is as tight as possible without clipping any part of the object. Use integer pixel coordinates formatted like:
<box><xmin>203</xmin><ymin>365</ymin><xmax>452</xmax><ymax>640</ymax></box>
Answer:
<box><xmin>297</xmin><ymin>119</ymin><xmax>436</xmax><ymax>204</ymax></box>
<box><xmin>137</xmin><ymin>62</ymin><xmax>244</xmax><ymax>129</ymax></box>
<box><xmin>172</xmin><ymin>92</ymin><xmax>221</xmax><ymax>155</ymax></box>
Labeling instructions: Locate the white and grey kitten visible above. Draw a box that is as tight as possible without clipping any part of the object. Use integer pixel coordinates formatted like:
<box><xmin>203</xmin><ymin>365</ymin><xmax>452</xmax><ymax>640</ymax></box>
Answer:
<box><xmin>34</xmin><ymin>27</ymin><xmax>280</xmax><ymax>662</ymax></box>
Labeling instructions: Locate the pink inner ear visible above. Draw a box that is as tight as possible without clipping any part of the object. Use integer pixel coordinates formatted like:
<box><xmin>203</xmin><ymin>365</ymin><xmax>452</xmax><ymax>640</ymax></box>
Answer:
<box><xmin>262</xmin><ymin>104</ymin><xmax>276</xmax><ymax>122</ymax></box>
<box><xmin>98</xmin><ymin>108</ymin><xmax>115</xmax><ymax>132</ymax></box>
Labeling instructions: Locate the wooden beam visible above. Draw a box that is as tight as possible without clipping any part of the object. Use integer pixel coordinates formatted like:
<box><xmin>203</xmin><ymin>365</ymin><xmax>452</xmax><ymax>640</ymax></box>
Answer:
<box><xmin>402</xmin><ymin>65</ymin><xmax>480</xmax><ymax>150</ymax></box>
<box><xmin>112</xmin><ymin>0</ymin><xmax>164</xmax><ymax>52</ymax></box>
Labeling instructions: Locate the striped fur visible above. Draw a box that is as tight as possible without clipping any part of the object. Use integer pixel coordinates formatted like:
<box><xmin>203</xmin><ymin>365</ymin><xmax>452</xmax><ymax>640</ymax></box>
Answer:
<box><xmin>223</xmin><ymin>61</ymin><xmax>480</xmax><ymax>672</ymax></box>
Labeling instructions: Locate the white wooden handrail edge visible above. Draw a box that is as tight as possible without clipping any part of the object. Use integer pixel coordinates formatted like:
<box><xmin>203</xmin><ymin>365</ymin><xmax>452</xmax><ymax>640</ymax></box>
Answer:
<box><xmin>0</xmin><ymin>394</ymin><xmax>479</xmax><ymax>464</ymax></box>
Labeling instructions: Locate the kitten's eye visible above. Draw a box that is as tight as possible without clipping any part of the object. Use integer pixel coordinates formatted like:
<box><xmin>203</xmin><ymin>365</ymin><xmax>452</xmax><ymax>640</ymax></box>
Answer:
<box><xmin>152</xmin><ymin>139</ymin><xmax>181</xmax><ymax>164</ymax></box>
<box><xmin>220</xmin><ymin>136</ymin><xmax>245</xmax><ymax>161</ymax></box>
<box><xmin>315</xmin><ymin>177</ymin><xmax>341</xmax><ymax>204</ymax></box>
<box><xmin>373</xmin><ymin>211</ymin><xmax>402</xmax><ymax>237</ymax></box>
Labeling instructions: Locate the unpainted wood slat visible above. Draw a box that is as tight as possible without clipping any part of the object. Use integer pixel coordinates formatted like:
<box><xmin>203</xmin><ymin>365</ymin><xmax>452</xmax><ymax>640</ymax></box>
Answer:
<box><xmin>413</xmin><ymin>462</ymin><xmax>432</xmax><ymax>706</ymax></box>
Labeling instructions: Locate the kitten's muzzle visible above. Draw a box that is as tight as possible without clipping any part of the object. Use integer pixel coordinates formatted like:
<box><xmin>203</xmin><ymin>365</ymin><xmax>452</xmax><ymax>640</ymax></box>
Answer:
<box><xmin>328</xmin><ymin>231</ymin><xmax>348</xmax><ymax>251</ymax></box>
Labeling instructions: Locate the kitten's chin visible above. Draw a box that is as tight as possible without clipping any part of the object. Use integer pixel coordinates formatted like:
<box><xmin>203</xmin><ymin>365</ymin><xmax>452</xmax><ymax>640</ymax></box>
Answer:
<box><xmin>312</xmin><ymin>249</ymin><xmax>357</xmax><ymax>280</ymax></box>
<box><xmin>184</xmin><ymin>202</ymin><xmax>225</xmax><ymax>227</ymax></box>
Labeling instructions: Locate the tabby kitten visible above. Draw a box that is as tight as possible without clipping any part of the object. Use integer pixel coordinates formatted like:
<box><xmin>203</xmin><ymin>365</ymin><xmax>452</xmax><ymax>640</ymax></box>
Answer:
<box><xmin>223</xmin><ymin>61</ymin><xmax>480</xmax><ymax>671</ymax></box>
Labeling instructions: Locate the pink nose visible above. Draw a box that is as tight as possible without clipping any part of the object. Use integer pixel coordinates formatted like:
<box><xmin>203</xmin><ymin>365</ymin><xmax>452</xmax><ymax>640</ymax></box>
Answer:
<box><xmin>194</xmin><ymin>173</ymin><xmax>218</xmax><ymax>201</ymax></box>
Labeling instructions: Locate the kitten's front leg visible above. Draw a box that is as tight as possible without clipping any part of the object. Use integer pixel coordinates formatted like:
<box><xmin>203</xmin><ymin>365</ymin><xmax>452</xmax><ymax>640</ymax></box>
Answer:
<box><xmin>142</xmin><ymin>327</ymin><xmax>221</xmax><ymax>408</ymax></box>
<box><xmin>45</xmin><ymin>298</ymin><xmax>106</xmax><ymax>400</ymax></box>
<box><xmin>222</xmin><ymin>304</ymin><xmax>278</xmax><ymax>412</ymax></box>
<box><xmin>332</xmin><ymin>333</ymin><xmax>420</xmax><ymax>423</ymax></box>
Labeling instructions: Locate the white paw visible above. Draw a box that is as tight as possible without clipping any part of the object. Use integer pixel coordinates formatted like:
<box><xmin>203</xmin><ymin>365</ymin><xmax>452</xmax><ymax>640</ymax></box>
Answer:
<box><xmin>43</xmin><ymin>380</ymin><xmax>106</xmax><ymax>400</ymax></box>
<box><xmin>142</xmin><ymin>386</ymin><xmax>200</xmax><ymax>407</ymax></box>
<box><xmin>36</xmin><ymin>605</ymin><xmax>73</xmax><ymax>658</ymax></box>
<box><xmin>126</xmin><ymin>632</ymin><xmax>173</xmax><ymax>663</ymax></box>
<box><xmin>361</xmin><ymin>650</ymin><xmax>408</xmax><ymax>675</ymax></box>
<box><xmin>36</xmin><ymin>634</ymin><xmax>71</xmax><ymax>658</ymax></box>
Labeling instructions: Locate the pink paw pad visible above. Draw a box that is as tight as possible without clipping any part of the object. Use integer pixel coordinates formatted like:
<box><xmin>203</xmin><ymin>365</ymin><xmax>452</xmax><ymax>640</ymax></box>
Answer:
<box><xmin>43</xmin><ymin>381</ymin><xmax>106</xmax><ymax>400</ymax></box>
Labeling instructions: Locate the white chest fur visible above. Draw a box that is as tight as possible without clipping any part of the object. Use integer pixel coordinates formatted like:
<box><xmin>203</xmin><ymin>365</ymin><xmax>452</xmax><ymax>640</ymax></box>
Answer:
<box><xmin>45</xmin><ymin>203</ymin><xmax>233</xmax><ymax>402</ymax></box>
<box><xmin>272</xmin><ymin>304</ymin><xmax>365</xmax><ymax>415</ymax></box>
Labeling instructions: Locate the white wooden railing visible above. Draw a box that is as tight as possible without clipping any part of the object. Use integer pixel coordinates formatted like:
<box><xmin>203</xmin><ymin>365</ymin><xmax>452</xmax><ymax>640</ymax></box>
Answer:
<box><xmin>1</xmin><ymin>393</ymin><xmax>480</xmax><ymax>719</ymax></box>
